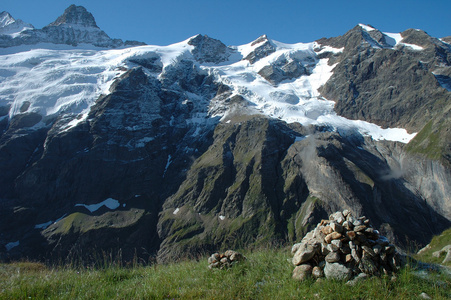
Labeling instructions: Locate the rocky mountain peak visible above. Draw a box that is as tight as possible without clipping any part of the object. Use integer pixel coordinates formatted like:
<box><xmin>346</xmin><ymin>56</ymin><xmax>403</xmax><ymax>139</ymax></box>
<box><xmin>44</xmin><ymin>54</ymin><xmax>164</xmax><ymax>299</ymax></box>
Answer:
<box><xmin>188</xmin><ymin>34</ymin><xmax>231</xmax><ymax>63</ymax></box>
<box><xmin>244</xmin><ymin>34</ymin><xmax>276</xmax><ymax>64</ymax></box>
<box><xmin>48</xmin><ymin>4</ymin><xmax>98</xmax><ymax>28</ymax></box>
<box><xmin>0</xmin><ymin>11</ymin><xmax>15</xmax><ymax>28</ymax></box>
<box><xmin>0</xmin><ymin>11</ymin><xmax>34</xmax><ymax>37</ymax></box>
<box><xmin>251</xmin><ymin>34</ymin><xmax>270</xmax><ymax>46</ymax></box>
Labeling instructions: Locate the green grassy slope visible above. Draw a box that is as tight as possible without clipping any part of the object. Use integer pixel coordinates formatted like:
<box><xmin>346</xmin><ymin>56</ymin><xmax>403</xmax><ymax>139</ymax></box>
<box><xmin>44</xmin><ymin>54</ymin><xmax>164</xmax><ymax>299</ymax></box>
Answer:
<box><xmin>1</xmin><ymin>249</ymin><xmax>450</xmax><ymax>299</ymax></box>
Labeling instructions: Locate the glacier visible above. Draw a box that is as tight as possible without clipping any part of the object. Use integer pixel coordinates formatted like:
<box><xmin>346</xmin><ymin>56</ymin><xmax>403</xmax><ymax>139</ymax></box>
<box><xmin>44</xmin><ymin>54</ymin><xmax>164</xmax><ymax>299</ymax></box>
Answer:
<box><xmin>0</xmin><ymin>34</ymin><xmax>416</xmax><ymax>143</ymax></box>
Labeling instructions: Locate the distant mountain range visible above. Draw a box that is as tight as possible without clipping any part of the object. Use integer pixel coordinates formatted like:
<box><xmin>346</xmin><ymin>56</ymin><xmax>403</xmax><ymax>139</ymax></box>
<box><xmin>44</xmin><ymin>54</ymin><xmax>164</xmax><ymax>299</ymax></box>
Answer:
<box><xmin>0</xmin><ymin>5</ymin><xmax>450</xmax><ymax>263</ymax></box>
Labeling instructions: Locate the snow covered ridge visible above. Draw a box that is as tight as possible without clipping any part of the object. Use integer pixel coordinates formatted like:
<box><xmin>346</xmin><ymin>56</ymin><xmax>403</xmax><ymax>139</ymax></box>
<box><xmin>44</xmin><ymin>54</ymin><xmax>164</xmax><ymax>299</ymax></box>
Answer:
<box><xmin>0</xmin><ymin>32</ymin><xmax>417</xmax><ymax>143</ymax></box>
<box><xmin>358</xmin><ymin>23</ymin><xmax>424</xmax><ymax>50</ymax></box>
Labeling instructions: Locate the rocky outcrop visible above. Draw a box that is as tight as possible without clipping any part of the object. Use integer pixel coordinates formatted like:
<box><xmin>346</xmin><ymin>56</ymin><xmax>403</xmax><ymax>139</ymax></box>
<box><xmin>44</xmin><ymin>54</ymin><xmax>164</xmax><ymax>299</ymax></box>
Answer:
<box><xmin>291</xmin><ymin>211</ymin><xmax>405</xmax><ymax>282</ymax></box>
<box><xmin>188</xmin><ymin>34</ymin><xmax>232</xmax><ymax>63</ymax></box>
<box><xmin>244</xmin><ymin>35</ymin><xmax>276</xmax><ymax>64</ymax></box>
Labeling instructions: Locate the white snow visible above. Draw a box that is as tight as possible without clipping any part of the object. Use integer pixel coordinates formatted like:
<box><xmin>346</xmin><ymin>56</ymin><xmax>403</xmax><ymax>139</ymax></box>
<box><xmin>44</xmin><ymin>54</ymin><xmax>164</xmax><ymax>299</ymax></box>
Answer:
<box><xmin>173</xmin><ymin>208</ymin><xmax>180</xmax><ymax>215</ymax></box>
<box><xmin>207</xmin><ymin>39</ymin><xmax>416</xmax><ymax>143</ymax></box>
<box><xmin>5</xmin><ymin>240</ymin><xmax>19</xmax><ymax>251</ymax></box>
<box><xmin>358</xmin><ymin>24</ymin><xmax>376</xmax><ymax>32</ymax></box>
<box><xmin>0</xmin><ymin>34</ymin><xmax>417</xmax><ymax>143</ymax></box>
<box><xmin>219</xmin><ymin>215</ymin><xmax>225</xmax><ymax>220</ymax></box>
<box><xmin>75</xmin><ymin>198</ymin><xmax>120</xmax><ymax>213</ymax></box>
<box><xmin>163</xmin><ymin>154</ymin><xmax>172</xmax><ymax>177</ymax></box>
<box><xmin>34</xmin><ymin>221</ymin><xmax>52</xmax><ymax>229</ymax></box>
<box><xmin>400</xmin><ymin>43</ymin><xmax>424</xmax><ymax>51</ymax></box>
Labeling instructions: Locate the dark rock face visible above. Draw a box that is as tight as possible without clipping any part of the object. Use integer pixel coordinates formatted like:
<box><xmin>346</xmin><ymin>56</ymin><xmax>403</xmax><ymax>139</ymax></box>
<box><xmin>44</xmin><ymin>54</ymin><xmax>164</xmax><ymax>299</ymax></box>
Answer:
<box><xmin>188</xmin><ymin>34</ymin><xmax>231</xmax><ymax>63</ymax></box>
<box><xmin>48</xmin><ymin>5</ymin><xmax>98</xmax><ymax>28</ymax></box>
<box><xmin>0</xmin><ymin>62</ymin><xmax>220</xmax><ymax>262</ymax></box>
<box><xmin>244</xmin><ymin>35</ymin><xmax>276</xmax><ymax>64</ymax></box>
<box><xmin>317</xmin><ymin>25</ymin><xmax>451</xmax><ymax>165</ymax></box>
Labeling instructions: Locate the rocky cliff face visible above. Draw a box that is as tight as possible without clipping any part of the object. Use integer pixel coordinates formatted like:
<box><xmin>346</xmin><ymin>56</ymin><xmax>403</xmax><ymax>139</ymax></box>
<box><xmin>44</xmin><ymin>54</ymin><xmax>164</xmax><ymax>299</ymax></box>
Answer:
<box><xmin>0</xmin><ymin>9</ymin><xmax>450</xmax><ymax>263</ymax></box>
<box><xmin>318</xmin><ymin>25</ymin><xmax>451</xmax><ymax>165</ymax></box>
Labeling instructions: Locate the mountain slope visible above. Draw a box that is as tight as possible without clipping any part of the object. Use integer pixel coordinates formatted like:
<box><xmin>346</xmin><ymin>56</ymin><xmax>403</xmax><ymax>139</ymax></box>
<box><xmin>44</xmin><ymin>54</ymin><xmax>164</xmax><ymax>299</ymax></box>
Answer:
<box><xmin>0</xmin><ymin>7</ymin><xmax>450</xmax><ymax>263</ymax></box>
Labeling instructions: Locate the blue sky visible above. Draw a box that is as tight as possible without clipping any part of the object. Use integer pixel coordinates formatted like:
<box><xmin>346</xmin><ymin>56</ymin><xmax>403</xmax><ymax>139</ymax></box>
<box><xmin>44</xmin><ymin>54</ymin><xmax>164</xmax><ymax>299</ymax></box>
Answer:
<box><xmin>2</xmin><ymin>0</ymin><xmax>451</xmax><ymax>46</ymax></box>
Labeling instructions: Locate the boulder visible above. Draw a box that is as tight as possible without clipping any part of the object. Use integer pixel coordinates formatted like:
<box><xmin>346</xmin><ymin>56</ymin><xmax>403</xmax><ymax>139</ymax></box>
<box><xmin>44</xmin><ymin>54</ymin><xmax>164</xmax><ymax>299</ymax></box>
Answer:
<box><xmin>324</xmin><ymin>262</ymin><xmax>352</xmax><ymax>281</ymax></box>
<box><xmin>292</xmin><ymin>264</ymin><xmax>313</xmax><ymax>281</ymax></box>
<box><xmin>292</xmin><ymin>242</ymin><xmax>319</xmax><ymax>266</ymax></box>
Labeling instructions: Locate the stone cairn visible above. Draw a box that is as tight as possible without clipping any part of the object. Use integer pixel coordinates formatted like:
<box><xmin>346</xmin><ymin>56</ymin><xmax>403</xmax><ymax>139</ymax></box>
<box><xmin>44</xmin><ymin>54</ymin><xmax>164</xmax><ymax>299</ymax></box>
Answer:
<box><xmin>208</xmin><ymin>250</ymin><xmax>246</xmax><ymax>269</ymax></box>
<box><xmin>291</xmin><ymin>210</ymin><xmax>404</xmax><ymax>284</ymax></box>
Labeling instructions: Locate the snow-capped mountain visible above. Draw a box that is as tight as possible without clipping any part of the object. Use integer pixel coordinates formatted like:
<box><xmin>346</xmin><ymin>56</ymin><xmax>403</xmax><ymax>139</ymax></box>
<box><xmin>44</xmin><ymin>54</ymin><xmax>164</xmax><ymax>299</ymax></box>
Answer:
<box><xmin>0</xmin><ymin>5</ymin><xmax>450</xmax><ymax>263</ymax></box>
<box><xmin>0</xmin><ymin>5</ymin><xmax>144</xmax><ymax>48</ymax></box>
<box><xmin>0</xmin><ymin>11</ymin><xmax>34</xmax><ymax>38</ymax></box>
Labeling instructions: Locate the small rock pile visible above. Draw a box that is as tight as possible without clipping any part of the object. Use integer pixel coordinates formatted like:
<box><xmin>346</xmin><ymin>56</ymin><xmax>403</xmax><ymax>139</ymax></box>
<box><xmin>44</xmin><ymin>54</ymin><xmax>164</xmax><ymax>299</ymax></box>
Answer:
<box><xmin>291</xmin><ymin>210</ymin><xmax>404</xmax><ymax>283</ymax></box>
<box><xmin>208</xmin><ymin>250</ymin><xmax>246</xmax><ymax>269</ymax></box>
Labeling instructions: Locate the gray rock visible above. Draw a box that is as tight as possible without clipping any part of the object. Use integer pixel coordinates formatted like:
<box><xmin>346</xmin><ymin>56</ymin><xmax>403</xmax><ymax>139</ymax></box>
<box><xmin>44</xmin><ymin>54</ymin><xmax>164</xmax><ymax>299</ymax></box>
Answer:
<box><xmin>346</xmin><ymin>272</ymin><xmax>368</xmax><ymax>286</ymax></box>
<box><xmin>324</xmin><ymin>262</ymin><xmax>352</xmax><ymax>281</ymax></box>
<box><xmin>362</xmin><ymin>245</ymin><xmax>376</xmax><ymax>257</ymax></box>
<box><xmin>330</xmin><ymin>211</ymin><xmax>345</xmax><ymax>224</ymax></box>
<box><xmin>325</xmin><ymin>251</ymin><xmax>341</xmax><ymax>263</ymax></box>
<box><xmin>312</xmin><ymin>266</ymin><xmax>324</xmax><ymax>278</ymax></box>
<box><xmin>292</xmin><ymin>242</ymin><xmax>319</xmax><ymax>266</ymax></box>
<box><xmin>359</xmin><ymin>256</ymin><xmax>378</xmax><ymax>275</ymax></box>
<box><xmin>354</xmin><ymin>225</ymin><xmax>367</xmax><ymax>232</ymax></box>
<box><xmin>373</xmin><ymin>244</ymin><xmax>382</xmax><ymax>255</ymax></box>
<box><xmin>342</xmin><ymin>220</ymin><xmax>353</xmax><ymax>231</ymax></box>
<box><xmin>330</xmin><ymin>222</ymin><xmax>343</xmax><ymax>233</ymax></box>
<box><xmin>292</xmin><ymin>264</ymin><xmax>313</xmax><ymax>281</ymax></box>
<box><xmin>442</xmin><ymin>249</ymin><xmax>451</xmax><ymax>264</ymax></box>
<box><xmin>291</xmin><ymin>242</ymin><xmax>302</xmax><ymax>254</ymax></box>
<box><xmin>419</xmin><ymin>292</ymin><xmax>432</xmax><ymax>299</ymax></box>
<box><xmin>432</xmin><ymin>244</ymin><xmax>451</xmax><ymax>258</ymax></box>
<box><xmin>331</xmin><ymin>239</ymin><xmax>342</xmax><ymax>249</ymax></box>
<box><xmin>351</xmin><ymin>248</ymin><xmax>361</xmax><ymax>263</ymax></box>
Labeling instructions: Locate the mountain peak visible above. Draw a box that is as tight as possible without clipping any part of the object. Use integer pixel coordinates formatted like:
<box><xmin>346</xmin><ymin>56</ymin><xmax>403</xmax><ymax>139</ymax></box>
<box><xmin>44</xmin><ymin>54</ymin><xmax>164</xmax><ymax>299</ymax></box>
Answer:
<box><xmin>188</xmin><ymin>34</ymin><xmax>231</xmax><ymax>63</ymax></box>
<box><xmin>251</xmin><ymin>34</ymin><xmax>270</xmax><ymax>46</ymax></box>
<box><xmin>0</xmin><ymin>11</ymin><xmax>15</xmax><ymax>28</ymax></box>
<box><xmin>48</xmin><ymin>4</ymin><xmax>98</xmax><ymax>28</ymax></box>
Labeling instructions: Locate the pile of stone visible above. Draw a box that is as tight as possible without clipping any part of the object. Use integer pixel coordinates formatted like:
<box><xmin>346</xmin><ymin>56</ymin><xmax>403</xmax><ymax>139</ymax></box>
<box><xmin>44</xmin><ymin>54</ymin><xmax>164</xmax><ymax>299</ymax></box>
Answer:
<box><xmin>291</xmin><ymin>210</ymin><xmax>404</xmax><ymax>283</ymax></box>
<box><xmin>208</xmin><ymin>250</ymin><xmax>246</xmax><ymax>269</ymax></box>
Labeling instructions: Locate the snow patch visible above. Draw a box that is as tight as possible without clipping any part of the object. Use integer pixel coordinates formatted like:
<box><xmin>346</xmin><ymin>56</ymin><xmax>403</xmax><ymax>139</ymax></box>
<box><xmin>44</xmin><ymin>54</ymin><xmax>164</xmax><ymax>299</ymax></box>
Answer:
<box><xmin>219</xmin><ymin>215</ymin><xmax>225</xmax><ymax>220</ymax></box>
<box><xmin>34</xmin><ymin>221</ymin><xmax>53</xmax><ymax>229</ymax></box>
<box><xmin>5</xmin><ymin>240</ymin><xmax>19</xmax><ymax>251</ymax></box>
<box><xmin>294</xmin><ymin>136</ymin><xmax>308</xmax><ymax>142</ymax></box>
<box><xmin>75</xmin><ymin>198</ymin><xmax>120</xmax><ymax>213</ymax></box>
<box><xmin>173</xmin><ymin>208</ymin><xmax>180</xmax><ymax>215</ymax></box>
<box><xmin>359</xmin><ymin>24</ymin><xmax>376</xmax><ymax>32</ymax></box>
<box><xmin>163</xmin><ymin>154</ymin><xmax>172</xmax><ymax>177</ymax></box>
<box><xmin>401</xmin><ymin>43</ymin><xmax>424</xmax><ymax>51</ymax></box>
